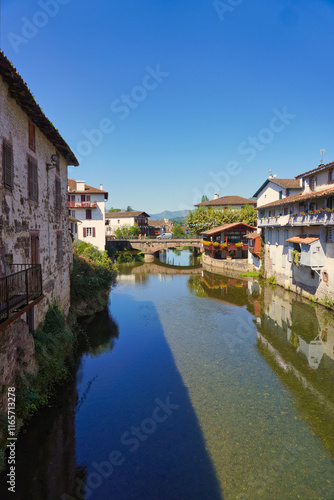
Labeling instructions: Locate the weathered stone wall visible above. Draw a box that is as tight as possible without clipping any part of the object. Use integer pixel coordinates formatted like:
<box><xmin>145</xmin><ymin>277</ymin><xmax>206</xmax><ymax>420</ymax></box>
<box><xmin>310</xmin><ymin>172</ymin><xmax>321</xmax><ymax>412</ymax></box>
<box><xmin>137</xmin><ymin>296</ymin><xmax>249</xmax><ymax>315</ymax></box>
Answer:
<box><xmin>0</xmin><ymin>73</ymin><xmax>73</xmax><ymax>327</ymax></box>
<box><xmin>0</xmin><ymin>319</ymin><xmax>36</xmax><ymax>412</ymax></box>
<box><xmin>202</xmin><ymin>253</ymin><xmax>253</xmax><ymax>274</ymax></box>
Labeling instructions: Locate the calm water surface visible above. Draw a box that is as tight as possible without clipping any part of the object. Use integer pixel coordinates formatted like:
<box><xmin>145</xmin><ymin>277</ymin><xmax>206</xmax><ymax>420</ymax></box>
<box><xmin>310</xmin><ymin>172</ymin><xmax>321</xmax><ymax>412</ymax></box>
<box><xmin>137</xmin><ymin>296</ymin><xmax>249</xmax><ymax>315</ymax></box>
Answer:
<box><xmin>1</xmin><ymin>261</ymin><xmax>334</xmax><ymax>499</ymax></box>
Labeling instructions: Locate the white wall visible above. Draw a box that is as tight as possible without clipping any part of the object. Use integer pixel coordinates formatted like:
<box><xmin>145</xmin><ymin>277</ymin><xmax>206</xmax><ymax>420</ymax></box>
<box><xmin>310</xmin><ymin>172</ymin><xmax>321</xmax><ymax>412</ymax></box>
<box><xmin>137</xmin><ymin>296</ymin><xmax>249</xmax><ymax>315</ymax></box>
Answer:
<box><xmin>69</xmin><ymin>192</ymin><xmax>106</xmax><ymax>251</ymax></box>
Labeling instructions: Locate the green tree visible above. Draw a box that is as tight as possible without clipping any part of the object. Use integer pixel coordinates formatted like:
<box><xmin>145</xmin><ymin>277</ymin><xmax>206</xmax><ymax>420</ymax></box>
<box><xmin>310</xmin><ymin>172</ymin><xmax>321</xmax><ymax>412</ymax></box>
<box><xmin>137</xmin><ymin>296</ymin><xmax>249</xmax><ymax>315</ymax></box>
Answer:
<box><xmin>114</xmin><ymin>225</ymin><xmax>140</xmax><ymax>239</ymax></box>
<box><xmin>187</xmin><ymin>205</ymin><xmax>257</xmax><ymax>236</ymax></box>
<box><xmin>172</xmin><ymin>224</ymin><xmax>187</xmax><ymax>238</ymax></box>
<box><xmin>126</xmin><ymin>205</ymin><xmax>133</xmax><ymax>212</ymax></box>
<box><xmin>201</xmin><ymin>195</ymin><xmax>209</xmax><ymax>202</ymax></box>
<box><xmin>107</xmin><ymin>207</ymin><xmax>121</xmax><ymax>213</ymax></box>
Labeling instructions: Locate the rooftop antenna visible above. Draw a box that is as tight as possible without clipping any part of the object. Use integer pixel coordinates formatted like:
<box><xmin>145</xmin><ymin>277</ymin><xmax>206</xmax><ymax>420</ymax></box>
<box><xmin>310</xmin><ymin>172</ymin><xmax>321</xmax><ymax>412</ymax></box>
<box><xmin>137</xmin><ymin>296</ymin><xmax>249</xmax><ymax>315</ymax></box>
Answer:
<box><xmin>320</xmin><ymin>149</ymin><xmax>325</xmax><ymax>165</ymax></box>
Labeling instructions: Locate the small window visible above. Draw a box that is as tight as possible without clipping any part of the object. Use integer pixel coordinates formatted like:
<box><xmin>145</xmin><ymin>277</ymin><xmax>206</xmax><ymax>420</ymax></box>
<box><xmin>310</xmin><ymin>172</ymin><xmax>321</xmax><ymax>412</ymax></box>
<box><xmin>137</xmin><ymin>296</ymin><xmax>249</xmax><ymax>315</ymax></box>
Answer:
<box><xmin>284</xmin><ymin>229</ymin><xmax>288</xmax><ymax>246</ymax></box>
<box><xmin>70</xmin><ymin>210</ymin><xmax>75</xmax><ymax>218</ymax></box>
<box><xmin>28</xmin><ymin>159</ymin><xmax>38</xmax><ymax>201</ymax></box>
<box><xmin>3</xmin><ymin>140</ymin><xmax>13</xmax><ymax>190</ymax></box>
<box><xmin>310</xmin><ymin>177</ymin><xmax>317</xmax><ymax>191</ymax></box>
<box><xmin>57</xmin><ymin>235</ymin><xmax>63</xmax><ymax>264</ymax></box>
<box><xmin>276</xmin><ymin>230</ymin><xmax>279</xmax><ymax>244</ymax></box>
<box><xmin>86</xmin><ymin>195</ymin><xmax>91</xmax><ymax>201</ymax></box>
<box><xmin>328</xmin><ymin>227</ymin><xmax>334</xmax><ymax>242</ymax></box>
<box><xmin>279</xmin><ymin>191</ymin><xmax>283</xmax><ymax>200</ymax></box>
<box><xmin>86</xmin><ymin>209</ymin><xmax>92</xmax><ymax>220</ymax></box>
<box><xmin>29</xmin><ymin>122</ymin><xmax>36</xmax><ymax>151</ymax></box>
<box><xmin>328</xmin><ymin>170</ymin><xmax>334</xmax><ymax>184</ymax></box>
<box><xmin>310</xmin><ymin>270</ymin><xmax>315</xmax><ymax>279</ymax></box>
<box><xmin>55</xmin><ymin>178</ymin><xmax>61</xmax><ymax>209</ymax></box>
<box><xmin>81</xmin><ymin>195</ymin><xmax>86</xmax><ymax>202</ymax></box>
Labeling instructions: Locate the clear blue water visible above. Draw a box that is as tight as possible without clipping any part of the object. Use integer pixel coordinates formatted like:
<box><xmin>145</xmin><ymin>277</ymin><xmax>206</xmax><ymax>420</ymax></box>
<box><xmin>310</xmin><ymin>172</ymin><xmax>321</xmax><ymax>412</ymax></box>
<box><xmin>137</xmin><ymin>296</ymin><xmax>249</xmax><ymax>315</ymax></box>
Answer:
<box><xmin>2</xmin><ymin>264</ymin><xmax>334</xmax><ymax>499</ymax></box>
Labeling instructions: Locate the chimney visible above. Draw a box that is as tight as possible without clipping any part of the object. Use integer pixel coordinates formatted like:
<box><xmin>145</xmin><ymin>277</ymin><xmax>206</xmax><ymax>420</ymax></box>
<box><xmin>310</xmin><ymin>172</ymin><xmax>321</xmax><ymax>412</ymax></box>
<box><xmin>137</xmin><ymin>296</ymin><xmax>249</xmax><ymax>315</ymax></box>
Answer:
<box><xmin>100</xmin><ymin>184</ymin><xmax>103</xmax><ymax>190</ymax></box>
<box><xmin>214</xmin><ymin>193</ymin><xmax>219</xmax><ymax>200</ymax></box>
<box><xmin>76</xmin><ymin>180</ymin><xmax>86</xmax><ymax>191</ymax></box>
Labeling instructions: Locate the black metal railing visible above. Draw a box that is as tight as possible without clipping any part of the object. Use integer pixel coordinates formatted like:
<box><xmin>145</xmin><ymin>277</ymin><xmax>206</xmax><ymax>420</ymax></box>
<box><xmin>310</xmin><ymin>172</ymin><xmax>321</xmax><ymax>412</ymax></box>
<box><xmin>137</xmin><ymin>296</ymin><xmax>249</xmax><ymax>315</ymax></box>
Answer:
<box><xmin>0</xmin><ymin>264</ymin><xmax>42</xmax><ymax>322</ymax></box>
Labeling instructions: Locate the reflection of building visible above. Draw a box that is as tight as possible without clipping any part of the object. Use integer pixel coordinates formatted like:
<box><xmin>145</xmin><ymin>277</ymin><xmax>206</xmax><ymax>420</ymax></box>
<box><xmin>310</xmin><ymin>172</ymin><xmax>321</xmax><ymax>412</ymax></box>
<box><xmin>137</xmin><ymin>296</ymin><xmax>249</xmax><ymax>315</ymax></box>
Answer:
<box><xmin>245</xmin><ymin>230</ymin><xmax>262</xmax><ymax>269</ymax></box>
<box><xmin>257</xmin><ymin>287</ymin><xmax>334</xmax><ymax>460</ymax></box>
<box><xmin>68</xmin><ymin>179</ymin><xmax>108</xmax><ymax>251</ymax></box>
<box><xmin>256</xmin><ymin>161</ymin><xmax>334</xmax><ymax>299</ymax></box>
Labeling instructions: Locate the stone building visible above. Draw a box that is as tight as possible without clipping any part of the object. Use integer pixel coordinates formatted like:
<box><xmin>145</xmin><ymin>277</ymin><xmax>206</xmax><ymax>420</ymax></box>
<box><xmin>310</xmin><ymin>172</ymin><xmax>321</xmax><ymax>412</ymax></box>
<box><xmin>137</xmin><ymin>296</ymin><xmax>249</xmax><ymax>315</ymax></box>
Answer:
<box><xmin>0</xmin><ymin>51</ymin><xmax>78</xmax><ymax>337</ymax></box>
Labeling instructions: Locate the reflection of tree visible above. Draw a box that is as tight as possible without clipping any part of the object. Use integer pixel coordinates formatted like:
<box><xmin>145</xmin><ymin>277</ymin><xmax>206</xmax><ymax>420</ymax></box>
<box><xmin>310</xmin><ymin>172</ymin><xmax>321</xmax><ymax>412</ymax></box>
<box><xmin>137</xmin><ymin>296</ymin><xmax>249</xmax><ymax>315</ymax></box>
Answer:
<box><xmin>187</xmin><ymin>275</ymin><xmax>209</xmax><ymax>298</ymax></box>
<box><xmin>78</xmin><ymin>308</ymin><xmax>119</xmax><ymax>357</ymax></box>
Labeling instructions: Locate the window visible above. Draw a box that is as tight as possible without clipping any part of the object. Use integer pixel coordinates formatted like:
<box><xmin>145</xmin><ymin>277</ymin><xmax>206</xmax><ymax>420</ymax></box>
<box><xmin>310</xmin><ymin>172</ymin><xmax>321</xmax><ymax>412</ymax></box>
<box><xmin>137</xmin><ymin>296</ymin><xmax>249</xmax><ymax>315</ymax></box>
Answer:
<box><xmin>268</xmin><ymin>229</ymin><xmax>272</xmax><ymax>244</ymax></box>
<box><xmin>3</xmin><ymin>140</ymin><xmax>13</xmax><ymax>190</ymax></box>
<box><xmin>86</xmin><ymin>195</ymin><xmax>91</xmax><ymax>201</ymax></box>
<box><xmin>286</xmin><ymin>189</ymin><xmax>290</xmax><ymax>197</ymax></box>
<box><xmin>28</xmin><ymin>158</ymin><xmax>38</xmax><ymax>201</ymax></box>
<box><xmin>57</xmin><ymin>235</ymin><xmax>63</xmax><ymax>264</ymax></box>
<box><xmin>70</xmin><ymin>210</ymin><xmax>76</xmax><ymax>218</ymax></box>
<box><xmin>86</xmin><ymin>209</ymin><xmax>92</xmax><ymax>220</ymax></box>
<box><xmin>328</xmin><ymin>227</ymin><xmax>334</xmax><ymax>242</ymax></box>
<box><xmin>276</xmin><ymin>230</ymin><xmax>279</xmax><ymax>244</ymax></box>
<box><xmin>55</xmin><ymin>178</ymin><xmax>61</xmax><ymax>209</ymax></box>
<box><xmin>328</xmin><ymin>170</ymin><xmax>334</xmax><ymax>184</ymax></box>
<box><xmin>284</xmin><ymin>229</ymin><xmax>288</xmax><ymax>246</ymax></box>
<box><xmin>279</xmin><ymin>191</ymin><xmax>283</xmax><ymax>200</ymax></box>
<box><xmin>83</xmin><ymin>227</ymin><xmax>96</xmax><ymax>237</ymax></box>
<box><xmin>81</xmin><ymin>195</ymin><xmax>86</xmax><ymax>202</ymax></box>
<box><xmin>284</xmin><ymin>207</ymin><xmax>288</xmax><ymax>215</ymax></box>
<box><xmin>310</xmin><ymin>176</ymin><xmax>317</xmax><ymax>191</ymax></box>
<box><xmin>29</xmin><ymin>121</ymin><xmax>36</xmax><ymax>151</ymax></box>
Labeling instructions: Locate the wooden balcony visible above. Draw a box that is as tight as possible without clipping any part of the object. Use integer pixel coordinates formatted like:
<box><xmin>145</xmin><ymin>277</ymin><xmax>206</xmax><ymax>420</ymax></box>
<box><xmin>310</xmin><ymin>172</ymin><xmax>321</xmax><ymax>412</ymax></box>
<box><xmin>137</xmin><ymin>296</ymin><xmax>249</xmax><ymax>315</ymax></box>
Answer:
<box><xmin>258</xmin><ymin>211</ymin><xmax>334</xmax><ymax>227</ymax></box>
<box><xmin>68</xmin><ymin>201</ymin><xmax>97</xmax><ymax>208</ymax></box>
<box><xmin>0</xmin><ymin>264</ymin><xmax>42</xmax><ymax>324</ymax></box>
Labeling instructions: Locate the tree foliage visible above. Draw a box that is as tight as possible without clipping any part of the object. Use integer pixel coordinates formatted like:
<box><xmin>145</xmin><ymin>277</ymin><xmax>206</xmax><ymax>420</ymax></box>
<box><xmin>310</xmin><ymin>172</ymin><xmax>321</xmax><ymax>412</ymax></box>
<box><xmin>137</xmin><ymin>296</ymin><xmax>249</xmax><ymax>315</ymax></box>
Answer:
<box><xmin>201</xmin><ymin>195</ymin><xmax>209</xmax><ymax>202</ymax></box>
<box><xmin>114</xmin><ymin>225</ymin><xmax>140</xmax><ymax>239</ymax></box>
<box><xmin>187</xmin><ymin>205</ymin><xmax>257</xmax><ymax>235</ymax></box>
<box><xmin>172</xmin><ymin>224</ymin><xmax>187</xmax><ymax>238</ymax></box>
<box><xmin>107</xmin><ymin>207</ymin><xmax>121</xmax><ymax>213</ymax></box>
<box><xmin>126</xmin><ymin>205</ymin><xmax>133</xmax><ymax>212</ymax></box>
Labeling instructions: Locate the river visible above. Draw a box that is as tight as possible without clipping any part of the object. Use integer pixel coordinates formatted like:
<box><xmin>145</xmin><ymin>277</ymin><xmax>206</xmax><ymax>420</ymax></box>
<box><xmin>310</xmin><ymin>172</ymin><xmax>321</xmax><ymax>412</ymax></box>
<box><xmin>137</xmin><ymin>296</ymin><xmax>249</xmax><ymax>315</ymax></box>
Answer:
<box><xmin>1</xmin><ymin>251</ymin><xmax>334</xmax><ymax>499</ymax></box>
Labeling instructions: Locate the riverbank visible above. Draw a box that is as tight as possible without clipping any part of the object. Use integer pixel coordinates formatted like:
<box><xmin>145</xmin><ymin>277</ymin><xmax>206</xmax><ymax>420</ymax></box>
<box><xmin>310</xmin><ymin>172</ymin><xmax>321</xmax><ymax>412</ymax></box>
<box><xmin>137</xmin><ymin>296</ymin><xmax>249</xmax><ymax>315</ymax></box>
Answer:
<box><xmin>0</xmin><ymin>242</ymin><xmax>117</xmax><ymax>471</ymax></box>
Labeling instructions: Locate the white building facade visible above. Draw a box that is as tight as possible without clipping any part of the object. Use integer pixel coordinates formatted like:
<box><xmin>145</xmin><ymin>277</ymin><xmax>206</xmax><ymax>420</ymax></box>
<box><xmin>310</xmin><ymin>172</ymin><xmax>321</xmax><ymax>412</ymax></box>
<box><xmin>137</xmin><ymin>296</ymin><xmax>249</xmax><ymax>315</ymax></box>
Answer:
<box><xmin>254</xmin><ymin>177</ymin><xmax>302</xmax><ymax>208</ymax></box>
<box><xmin>257</xmin><ymin>162</ymin><xmax>334</xmax><ymax>300</ymax></box>
<box><xmin>105</xmin><ymin>211</ymin><xmax>150</xmax><ymax>237</ymax></box>
<box><xmin>68</xmin><ymin>179</ymin><xmax>108</xmax><ymax>251</ymax></box>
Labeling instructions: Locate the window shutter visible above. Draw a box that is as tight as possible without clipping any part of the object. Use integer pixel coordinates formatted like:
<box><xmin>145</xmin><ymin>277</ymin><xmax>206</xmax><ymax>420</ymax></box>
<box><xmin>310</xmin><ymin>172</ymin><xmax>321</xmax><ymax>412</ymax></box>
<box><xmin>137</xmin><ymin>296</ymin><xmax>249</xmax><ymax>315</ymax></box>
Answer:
<box><xmin>93</xmin><ymin>227</ymin><xmax>96</xmax><ymax>237</ymax></box>
<box><xmin>328</xmin><ymin>227</ymin><xmax>333</xmax><ymax>242</ymax></box>
<box><xmin>83</xmin><ymin>228</ymin><xmax>87</xmax><ymax>237</ymax></box>
<box><xmin>75</xmin><ymin>224</ymin><xmax>77</xmax><ymax>234</ymax></box>
<box><xmin>3</xmin><ymin>142</ymin><xmax>13</xmax><ymax>189</ymax></box>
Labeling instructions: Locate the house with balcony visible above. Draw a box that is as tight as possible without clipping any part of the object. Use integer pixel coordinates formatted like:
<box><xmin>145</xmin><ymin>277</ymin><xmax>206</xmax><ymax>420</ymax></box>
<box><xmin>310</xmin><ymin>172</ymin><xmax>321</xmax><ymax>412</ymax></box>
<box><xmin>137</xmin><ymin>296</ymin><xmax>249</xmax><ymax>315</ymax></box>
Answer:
<box><xmin>257</xmin><ymin>161</ymin><xmax>334</xmax><ymax>299</ymax></box>
<box><xmin>68</xmin><ymin>179</ymin><xmax>108</xmax><ymax>251</ymax></box>
<box><xmin>148</xmin><ymin>218</ymin><xmax>173</xmax><ymax>237</ymax></box>
<box><xmin>201</xmin><ymin>223</ymin><xmax>256</xmax><ymax>260</ymax></box>
<box><xmin>105</xmin><ymin>211</ymin><xmax>150</xmax><ymax>238</ymax></box>
<box><xmin>254</xmin><ymin>176</ymin><xmax>302</xmax><ymax>207</ymax></box>
<box><xmin>0</xmin><ymin>51</ymin><xmax>78</xmax><ymax>335</ymax></box>
<box><xmin>195</xmin><ymin>194</ymin><xmax>256</xmax><ymax>210</ymax></box>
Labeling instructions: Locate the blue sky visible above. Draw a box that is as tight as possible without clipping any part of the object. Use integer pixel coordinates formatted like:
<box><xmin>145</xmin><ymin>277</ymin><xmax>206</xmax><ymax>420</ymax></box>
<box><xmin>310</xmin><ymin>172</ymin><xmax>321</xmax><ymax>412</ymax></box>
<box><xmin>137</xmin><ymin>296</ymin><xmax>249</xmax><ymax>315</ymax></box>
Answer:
<box><xmin>1</xmin><ymin>0</ymin><xmax>334</xmax><ymax>213</ymax></box>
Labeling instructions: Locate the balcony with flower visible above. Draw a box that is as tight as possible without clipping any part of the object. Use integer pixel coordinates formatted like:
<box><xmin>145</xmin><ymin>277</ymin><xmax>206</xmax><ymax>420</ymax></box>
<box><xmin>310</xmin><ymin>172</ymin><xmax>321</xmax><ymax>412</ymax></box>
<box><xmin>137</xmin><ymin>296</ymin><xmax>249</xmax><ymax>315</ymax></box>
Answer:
<box><xmin>201</xmin><ymin>223</ymin><xmax>256</xmax><ymax>260</ymax></box>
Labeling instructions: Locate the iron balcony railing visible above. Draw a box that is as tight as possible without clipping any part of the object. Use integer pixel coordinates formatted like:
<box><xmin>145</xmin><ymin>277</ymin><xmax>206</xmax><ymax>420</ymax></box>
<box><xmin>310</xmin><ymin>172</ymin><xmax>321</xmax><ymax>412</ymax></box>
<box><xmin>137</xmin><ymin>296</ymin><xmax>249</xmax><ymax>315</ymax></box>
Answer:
<box><xmin>0</xmin><ymin>264</ymin><xmax>42</xmax><ymax>322</ymax></box>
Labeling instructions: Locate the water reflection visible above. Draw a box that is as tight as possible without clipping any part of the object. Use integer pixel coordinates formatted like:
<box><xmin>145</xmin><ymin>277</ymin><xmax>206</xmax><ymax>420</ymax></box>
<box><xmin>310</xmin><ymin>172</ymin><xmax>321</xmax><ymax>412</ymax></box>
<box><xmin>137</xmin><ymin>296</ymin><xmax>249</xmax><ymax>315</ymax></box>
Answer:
<box><xmin>2</xmin><ymin>267</ymin><xmax>334</xmax><ymax>499</ymax></box>
<box><xmin>0</xmin><ymin>308</ymin><xmax>119</xmax><ymax>500</ymax></box>
<box><xmin>158</xmin><ymin>248</ymin><xmax>201</xmax><ymax>267</ymax></box>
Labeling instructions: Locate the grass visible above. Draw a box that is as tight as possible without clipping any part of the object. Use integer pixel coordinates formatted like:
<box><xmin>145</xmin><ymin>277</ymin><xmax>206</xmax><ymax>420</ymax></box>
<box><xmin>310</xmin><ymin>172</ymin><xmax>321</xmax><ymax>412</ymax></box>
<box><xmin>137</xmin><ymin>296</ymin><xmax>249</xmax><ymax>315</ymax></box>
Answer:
<box><xmin>240</xmin><ymin>271</ymin><xmax>260</xmax><ymax>278</ymax></box>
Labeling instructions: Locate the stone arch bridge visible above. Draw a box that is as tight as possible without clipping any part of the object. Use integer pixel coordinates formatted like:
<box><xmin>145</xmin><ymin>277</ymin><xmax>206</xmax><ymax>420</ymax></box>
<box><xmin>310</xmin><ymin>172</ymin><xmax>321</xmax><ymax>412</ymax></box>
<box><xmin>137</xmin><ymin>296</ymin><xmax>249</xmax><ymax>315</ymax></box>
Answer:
<box><xmin>106</xmin><ymin>239</ymin><xmax>202</xmax><ymax>262</ymax></box>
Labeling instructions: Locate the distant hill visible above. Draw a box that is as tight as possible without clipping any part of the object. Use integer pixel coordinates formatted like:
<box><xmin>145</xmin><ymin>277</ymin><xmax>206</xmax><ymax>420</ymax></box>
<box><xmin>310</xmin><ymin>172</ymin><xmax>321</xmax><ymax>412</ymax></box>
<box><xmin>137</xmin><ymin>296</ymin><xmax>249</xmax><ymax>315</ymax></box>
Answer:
<box><xmin>149</xmin><ymin>210</ymin><xmax>189</xmax><ymax>220</ymax></box>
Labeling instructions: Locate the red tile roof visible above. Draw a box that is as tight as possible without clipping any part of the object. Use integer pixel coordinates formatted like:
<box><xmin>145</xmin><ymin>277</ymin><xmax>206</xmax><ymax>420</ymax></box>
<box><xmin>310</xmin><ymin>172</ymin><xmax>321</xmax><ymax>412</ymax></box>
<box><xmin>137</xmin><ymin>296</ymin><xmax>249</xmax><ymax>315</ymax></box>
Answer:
<box><xmin>244</xmin><ymin>230</ymin><xmax>261</xmax><ymax>240</ymax></box>
<box><xmin>286</xmin><ymin>236</ymin><xmax>319</xmax><ymax>245</ymax></box>
<box><xmin>202</xmin><ymin>223</ymin><xmax>256</xmax><ymax>236</ymax></box>
<box><xmin>195</xmin><ymin>195</ymin><xmax>256</xmax><ymax>207</ymax></box>
<box><xmin>295</xmin><ymin>161</ymin><xmax>334</xmax><ymax>179</ymax></box>
<box><xmin>256</xmin><ymin>186</ymin><xmax>334</xmax><ymax>210</ymax></box>
<box><xmin>68</xmin><ymin>179</ymin><xmax>108</xmax><ymax>199</ymax></box>
<box><xmin>105</xmin><ymin>211</ymin><xmax>150</xmax><ymax>219</ymax></box>
<box><xmin>0</xmin><ymin>51</ymin><xmax>78</xmax><ymax>166</ymax></box>
<box><xmin>148</xmin><ymin>220</ymin><xmax>165</xmax><ymax>227</ymax></box>
<box><xmin>253</xmin><ymin>178</ymin><xmax>302</xmax><ymax>198</ymax></box>
<box><xmin>69</xmin><ymin>215</ymin><xmax>81</xmax><ymax>223</ymax></box>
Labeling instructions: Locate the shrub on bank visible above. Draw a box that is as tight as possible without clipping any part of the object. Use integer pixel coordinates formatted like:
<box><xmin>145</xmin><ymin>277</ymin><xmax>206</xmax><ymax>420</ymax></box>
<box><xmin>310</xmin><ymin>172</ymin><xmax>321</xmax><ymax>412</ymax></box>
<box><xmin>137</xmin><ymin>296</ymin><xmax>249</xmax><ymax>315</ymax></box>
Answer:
<box><xmin>71</xmin><ymin>241</ymin><xmax>117</xmax><ymax>312</ymax></box>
